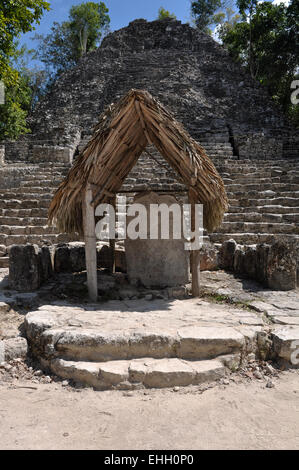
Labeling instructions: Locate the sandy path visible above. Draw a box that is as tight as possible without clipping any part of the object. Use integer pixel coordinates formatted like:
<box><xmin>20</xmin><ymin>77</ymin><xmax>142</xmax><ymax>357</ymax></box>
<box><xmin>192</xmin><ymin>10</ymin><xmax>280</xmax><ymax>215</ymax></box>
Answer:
<box><xmin>0</xmin><ymin>370</ymin><xmax>298</xmax><ymax>450</ymax></box>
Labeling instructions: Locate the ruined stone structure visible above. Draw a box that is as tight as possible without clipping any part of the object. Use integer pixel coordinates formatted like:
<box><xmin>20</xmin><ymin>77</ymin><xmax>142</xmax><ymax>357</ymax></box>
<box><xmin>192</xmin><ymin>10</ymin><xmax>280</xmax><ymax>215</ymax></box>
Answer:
<box><xmin>0</xmin><ymin>18</ymin><xmax>298</xmax><ymax>269</ymax></box>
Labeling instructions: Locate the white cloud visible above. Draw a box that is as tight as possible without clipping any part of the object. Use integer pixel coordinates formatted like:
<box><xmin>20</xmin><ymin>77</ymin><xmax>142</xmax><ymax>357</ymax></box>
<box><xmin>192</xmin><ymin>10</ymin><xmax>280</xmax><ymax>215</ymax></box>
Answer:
<box><xmin>272</xmin><ymin>0</ymin><xmax>290</xmax><ymax>5</ymax></box>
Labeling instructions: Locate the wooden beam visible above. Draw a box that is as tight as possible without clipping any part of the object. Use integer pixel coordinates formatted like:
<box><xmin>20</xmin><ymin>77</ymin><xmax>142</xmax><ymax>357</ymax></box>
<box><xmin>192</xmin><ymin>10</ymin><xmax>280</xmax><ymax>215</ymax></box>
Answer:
<box><xmin>83</xmin><ymin>184</ymin><xmax>98</xmax><ymax>302</ymax></box>
<box><xmin>109</xmin><ymin>194</ymin><xmax>116</xmax><ymax>274</ymax></box>
<box><xmin>189</xmin><ymin>189</ymin><xmax>200</xmax><ymax>297</ymax></box>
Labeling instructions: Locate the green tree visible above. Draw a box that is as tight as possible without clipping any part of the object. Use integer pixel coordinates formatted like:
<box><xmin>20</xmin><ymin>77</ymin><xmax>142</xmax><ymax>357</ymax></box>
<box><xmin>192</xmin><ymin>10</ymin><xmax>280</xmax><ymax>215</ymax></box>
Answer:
<box><xmin>222</xmin><ymin>0</ymin><xmax>299</xmax><ymax>125</ymax></box>
<box><xmin>157</xmin><ymin>7</ymin><xmax>177</xmax><ymax>20</ymax></box>
<box><xmin>69</xmin><ymin>2</ymin><xmax>110</xmax><ymax>57</ymax></box>
<box><xmin>0</xmin><ymin>0</ymin><xmax>50</xmax><ymax>140</ymax></box>
<box><xmin>13</xmin><ymin>44</ymin><xmax>48</xmax><ymax>109</ymax></box>
<box><xmin>213</xmin><ymin>7</ymin><xmax>240</xmax><ymax>41</ymax></box>
<box><xmin>191</xmin><ymin>0</ymin><xmax>222</xmax><ymax>33</ymax></box>
<box><xmin>34</xmin><ymin>2</ymin><xmax>110</xmax><ymax>76</ymax></box>
<box><xmin>34</xmin><ymin>22</ymin><xmax>77</xmax><ymax>78</ymax></box>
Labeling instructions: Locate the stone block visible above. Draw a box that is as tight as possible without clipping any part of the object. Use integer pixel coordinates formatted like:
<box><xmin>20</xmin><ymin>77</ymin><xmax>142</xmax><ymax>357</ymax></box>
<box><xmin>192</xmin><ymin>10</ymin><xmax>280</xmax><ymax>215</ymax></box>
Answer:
<box><xmin>31</xmin><ymin>145</ymin><xmax>73</xmax><ymax>164</ymax></box>
<box><xmin>272</xmin><ymin>327</ymin><xmax>299</xmax><ymax>364</ymax></box>
<box><xmin>200</xmin><ymin>242</ymin><xmax>219</xmax><ymax>271</ymax></box>
<box><xmin>233</xmin><ymin>245</ymin><xmax>245</xmax><ymax>274</ymax></box>
<box><xmin>9</xmin><ymin>244</ymin><xmax>53</xmax><ymax>291</ymax></box>
<box><xmin>125</xmin><ymin>192</ymin><xmax>189</xmax><ymax>288</ymax></box>
<box><xmin>0</xmin><ymin>244</ymin><xmax>7</xmax><ymax>256</ymax></box>
<box><xmin>219</xmin><ymin>239</ymin><xmax>237</xmax><ymax>271</ymax></box>
<box><xmin>256</xmin><ymin>241</ymin><xmax>297</xmax><ymax>290</ymax></box>
<box><xmin>54</xmin><ymin>243</ymin><xmax>86</xmax><ymax>273</ymax></box>
<box><xmin>266</xmin><ymin>241</ymin><xmax>297</xmax><ymax>291</ymax></box>
<box><xmin>1</xmin><ymin>337</ymin><xmax>28</xmax><ymax>361</ymax></box>
<box><xmin>243</xmin><ymin>245</ymin><xmax>257</xmax><ymax>278</ymax></box>
<box><xmin>97</xmin><ymin>244</ymin><xmax>113</xmax><ymax>271</ymax></box>
<box><xmin>9</xmin><ymin>244</ymin><xmax>41</xmax><ymax>291</ymax></box>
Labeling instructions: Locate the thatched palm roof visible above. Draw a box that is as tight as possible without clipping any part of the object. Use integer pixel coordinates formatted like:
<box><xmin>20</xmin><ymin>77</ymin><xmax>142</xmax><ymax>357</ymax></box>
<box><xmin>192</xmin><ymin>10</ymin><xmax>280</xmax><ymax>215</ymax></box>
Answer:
<box><xmin>48</xmin><ymin>89</ymin><xmax>228</xmax><ymax>235</ymax></box>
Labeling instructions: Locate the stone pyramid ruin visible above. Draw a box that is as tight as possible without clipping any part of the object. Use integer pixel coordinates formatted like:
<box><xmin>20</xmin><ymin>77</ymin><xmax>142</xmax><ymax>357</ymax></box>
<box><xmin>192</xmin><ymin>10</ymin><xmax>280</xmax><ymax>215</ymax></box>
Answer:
<box><xmin>0</xmin><ymin>18</ymin><xmax>298</xmax><ymax>268</ymax></box>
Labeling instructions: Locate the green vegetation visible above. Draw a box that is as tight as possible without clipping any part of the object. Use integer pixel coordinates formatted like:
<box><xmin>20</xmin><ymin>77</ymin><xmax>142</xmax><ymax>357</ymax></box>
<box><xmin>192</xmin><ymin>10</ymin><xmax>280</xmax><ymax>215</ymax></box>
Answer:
<box><xmin>221</xmin><ymin>0</ymin><xmax>299</xmax><ymax>126</ymax></box>
<box><xmin>157</xmin><ymin>7</ymin><xmax>177</xmax><ymax>20</ymax></box>
<box><xmin>34</xmin><ymin>2</ymin><xmax>110</xmax><ymax>77</ymax></box>
<box><xmin>0</xmin><ymin>0</ymin><xmax>50</xmax><ymax>140</ymax></box>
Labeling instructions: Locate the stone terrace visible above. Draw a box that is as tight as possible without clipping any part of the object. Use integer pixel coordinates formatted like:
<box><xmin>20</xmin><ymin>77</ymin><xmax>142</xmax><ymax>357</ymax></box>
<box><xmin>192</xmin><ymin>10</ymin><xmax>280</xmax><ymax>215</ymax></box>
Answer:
<box><xmin>0</xmin><ymin>162</ymin><xmax>76</xmax><ymax>267</ymax></box>
<box><xmin>0</xmin><ymin>147</ymin><xmax>299</xmax><ymax>267</ymax></box>
<box><xmin>0</xmin><ymin>19</ymin><xmax>298</xmax><ymax>266</ymax></box>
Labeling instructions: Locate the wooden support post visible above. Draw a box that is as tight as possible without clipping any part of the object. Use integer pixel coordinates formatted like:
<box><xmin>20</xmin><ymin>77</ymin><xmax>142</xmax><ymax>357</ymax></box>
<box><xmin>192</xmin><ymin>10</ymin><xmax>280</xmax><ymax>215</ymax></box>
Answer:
<box><xmin>109</xmin><ymin>195</ymin><xmax>116</xmax><ymax>274</ymax></box>
<box><xmin>83</xmin><ymin>184</ymin><xmax>98</xmax><ymax>302</ymax></box>
<box><xmin>189</xmin><ymin>189</ymin><xmax>200</xmax><ymax>297</ymax></box>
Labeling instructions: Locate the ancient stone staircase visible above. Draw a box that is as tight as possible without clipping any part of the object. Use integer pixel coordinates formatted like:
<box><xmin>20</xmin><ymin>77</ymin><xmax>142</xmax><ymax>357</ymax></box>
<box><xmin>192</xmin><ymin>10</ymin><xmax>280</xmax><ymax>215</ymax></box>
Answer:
<box><xmin>0</xmin><ymin>137</ymin><xmax>298</xmax><ymax>269</ymax></box>
<box><xmin>25</xmin><ymin>300</ymin><xmax>258</xmax><ymax>390</ymax></box>
<box><xmin>211</xmin><ymin>158</ymin><xmax>299</xmax><ymax>245</ymax></box>
<box><xmin>0</xmin><ymin>162</ymin><xmax>74</xmax><ymax>268</ymax></box>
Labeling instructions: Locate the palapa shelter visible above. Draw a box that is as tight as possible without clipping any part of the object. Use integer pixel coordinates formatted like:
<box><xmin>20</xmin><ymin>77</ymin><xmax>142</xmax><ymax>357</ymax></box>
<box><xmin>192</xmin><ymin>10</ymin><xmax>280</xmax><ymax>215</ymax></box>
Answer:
<box><xmin>48</xmin><ymin>89</ymin><xmax>228</xmax><ymax>300</ymax></box>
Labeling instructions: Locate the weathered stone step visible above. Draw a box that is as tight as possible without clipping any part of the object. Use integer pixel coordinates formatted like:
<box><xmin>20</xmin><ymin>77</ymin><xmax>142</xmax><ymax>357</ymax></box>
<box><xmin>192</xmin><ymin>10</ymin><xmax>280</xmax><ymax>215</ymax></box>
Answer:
<box><xmin>217</xmin><ymin>167</ymin><xmax>299</xmax><ymax>175</ymax></box>
<box><xmin>225</xmin><ymin>179</ymin><xmax>277</xmax><ymax>188</ymax></box>
<box><xmin>0</xmin><ymin>233</ymin><xmax>71</xmax><ymax>246</ymax></box>
<box><xmin>224</xmin><ymin>212</ymin><xmax>299</xmax><ymax>224</ymax></box>
<box><xmin>280</xmin><ymin>175</ymin><xmax>299</xmax><ymax>184</ymax></box>
<box><xmin>218</xmin><ymin>222</ymin><xmax>299</xmax><ymax>235</ymax></box>
<box><xmin>25</xmin><ymin>312</ymin><xmax>246</xmax><ymax>362</ymax></box>
<box><xmin>22</xmin><ymin>179</ymin><xmax>62</xmax><ymax>188</ymax></box>
<box><xmin>226</xmin><ymin>190</ymin><xmax>299</xmax><ymax>199</ymax></box>
<box><xmin>0</xmin><ymin>256</ymin><xmax>9</xmax><ymax>268</ymax></box>
<box><xmin>272</xmin><ymin>327</ymin><xmax>299</xmax><ymax>366</ymax></box>
<box><xmin>49</xmin><ymin>357</ymin><xmax>227</xmax><ymax>390</ymax></box>
<box><xmin>0</xmin><ymin>208</ymin><xmax>49</xmax><ymax>218</ymax></box>
<box><xmin>0</xmin><ymin>192</ymin><xmax>53</xmax><ymax>200</ymax></box>
<box><xmin>229</xmin><ymin>197</ymin><xmax>299</xmax><ymax>207</ymax></box>
<box><xmin>14</xmin><ymin>187</ymin><xmax>58</xmax><ymax>195</ymax></box>
<box><xmin>213</xmin><ymin>158</ymin><xmax>299</xmax><ymax>166</ymax></box>
<box><xmin>0</xmin><ymin>217</ymin><xmax>48</xmax><ymax>226</ymax></box>
<box><xmin>226</xmin><ymin>183</ymin><xmax>299</xmax><ymax>192</ymax></box>
<box><xmin>0</xmin><ymin>199</ymin><xmax>51</xmax><ymax>210</ymax></box>
<box><xmin>0</xmin><ymin>225</ymin><xmax>58</xmax><ymax>236</ymax></box>
<box><xmin>210</xmin><ymin>232</ymin><xmax>299</xmax><ymax>244</ymax></box>
<box><xmin>228</xmin><ymin>205</ymin><xmax>299</xmax><ymax>215</ymax></box>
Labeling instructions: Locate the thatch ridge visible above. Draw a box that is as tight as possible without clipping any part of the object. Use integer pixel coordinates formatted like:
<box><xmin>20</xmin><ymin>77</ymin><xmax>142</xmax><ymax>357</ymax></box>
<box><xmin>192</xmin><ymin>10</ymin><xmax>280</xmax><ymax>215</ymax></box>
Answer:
<box><xmin>48</xmin><ymin>89</ymin><xmax>228</xmax><ymax>235</ymax></box>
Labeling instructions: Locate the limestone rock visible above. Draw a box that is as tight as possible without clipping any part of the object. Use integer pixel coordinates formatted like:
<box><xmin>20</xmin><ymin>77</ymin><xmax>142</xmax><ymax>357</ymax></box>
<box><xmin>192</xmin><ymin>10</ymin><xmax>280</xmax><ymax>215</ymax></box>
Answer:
<box><xmin>243</xmin><ymin>245</ymin><xmax>257</xmax><ymax>279</ymax></box>
<box><xmin>9</xmin><ymin>244</ymin><xmax>52</xmax><ymax>291</ymax></box>
<box><xmin>219</xmin><ymin>239</ymin><xmax>237</xmax><ymax>271</ymax></box>
<box><xmin>0</xmin><ymin>337</ymin><xmax>28</xmax><ymax>361</ymax></box>
<box><xmin>256</xmin><ymin>241</ymin><xmax>297</xmax><ymax>290</ymax></box>
<box><xmin>40</xmin><ymin>246</ymin><xmax>53</xmax><ymax>282</ymax></box>
<box><xmin>125</xmin><ymin>192</ymin><xmax>189</xmax><ymax>288</ymax></box>
<box><xmin>272</xmin><ymin>327</ymin><xmax>299</xmax><ymax>364</ymax></box>
<box><xmin>0</xmin><ymin>245</ymin><xmax>6</xmax><ymax>257</ymax></box>
<box><xmin>97</xmin><ymin>244</ymin><xmax>113</xmax><ymax>271</ymax></box>
<box><xmin>200</xmin><ymin>242</ymin><xmax>219</xmax><ymax>271</ymax></box>
<box><xmin>266</xmin><ymin>241</ymin><xmax>297</xmax><ymax>291</ymax></box>
<box><xmin>233</xmin><ymin>245</ymin><xmax>245</xmax><ymax>274</ymax></box>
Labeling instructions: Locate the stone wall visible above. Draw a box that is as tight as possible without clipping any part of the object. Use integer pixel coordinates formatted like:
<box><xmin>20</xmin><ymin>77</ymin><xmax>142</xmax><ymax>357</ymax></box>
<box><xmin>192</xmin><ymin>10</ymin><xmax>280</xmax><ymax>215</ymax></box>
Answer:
<box><xmin>219</xmin><ymin>239</ymin><xmax>299</xmax><ymax>290</ymax></box>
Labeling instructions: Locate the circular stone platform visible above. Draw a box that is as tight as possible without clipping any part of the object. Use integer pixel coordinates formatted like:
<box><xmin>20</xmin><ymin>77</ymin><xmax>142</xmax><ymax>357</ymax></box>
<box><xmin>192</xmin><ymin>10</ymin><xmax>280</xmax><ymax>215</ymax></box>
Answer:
<box><xmin>24</xmin><ymin>298</ymin><xmax>265</xmax><ymax>390</ymax></box>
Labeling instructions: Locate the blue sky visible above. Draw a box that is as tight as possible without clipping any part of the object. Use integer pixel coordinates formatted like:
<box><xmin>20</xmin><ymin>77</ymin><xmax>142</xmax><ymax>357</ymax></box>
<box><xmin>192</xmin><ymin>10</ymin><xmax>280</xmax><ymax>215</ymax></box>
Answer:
<box><xmin>20</xmin><ymin>0</ymin><xmax>193</xmax><ymax>56</ymax></box>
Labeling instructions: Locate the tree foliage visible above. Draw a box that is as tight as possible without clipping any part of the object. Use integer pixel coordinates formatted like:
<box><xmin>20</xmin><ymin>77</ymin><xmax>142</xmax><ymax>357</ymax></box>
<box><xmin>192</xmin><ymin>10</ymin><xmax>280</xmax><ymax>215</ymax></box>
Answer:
<box><xmin>157</xmin><ymin>7</ymin><xmax>177</xmax><ymax>20</ymax></box>
<box><xmin>191</xmin><ymin>0</ymin><xmax>222</xmax><ymax>33</ymax></box>
<box><xmin>222</xmin><ymin>0</ymin><xmax>299</xmax><ymax>125</ymax></box>
<box><xmin>0</xmin><ymin>0</ymin><xmax>50</xmax><ymax>140</ymax></box>
<box><xmin>34</xmin><ymin>2</ymin><xmax>110</xmax><ymax>77</ymax></box>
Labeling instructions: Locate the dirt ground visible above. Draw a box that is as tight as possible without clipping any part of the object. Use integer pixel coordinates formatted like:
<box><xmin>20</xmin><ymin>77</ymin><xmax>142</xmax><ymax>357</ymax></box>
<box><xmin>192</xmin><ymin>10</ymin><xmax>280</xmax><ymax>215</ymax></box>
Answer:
<box><xmin>0</xmin><ymin>369</ymin><xmax>298</xmax><ymax>450</ymax></box>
